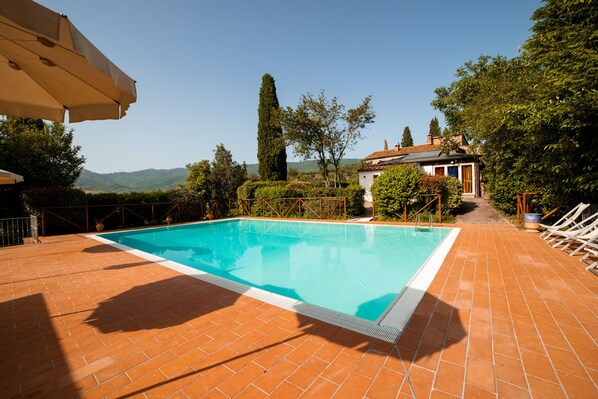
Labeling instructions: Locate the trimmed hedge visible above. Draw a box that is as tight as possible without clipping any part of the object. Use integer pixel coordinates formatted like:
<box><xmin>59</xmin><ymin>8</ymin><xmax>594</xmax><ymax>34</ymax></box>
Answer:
<box><xmin>236</xmin><ymin>181</ymin><xmax>365</xmax><ymax>217</ymax></box>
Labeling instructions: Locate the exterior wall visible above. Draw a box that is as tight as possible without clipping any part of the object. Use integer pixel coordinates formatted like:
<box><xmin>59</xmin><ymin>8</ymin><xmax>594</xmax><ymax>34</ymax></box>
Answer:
<box><xmin>421</xmin><ymin>162</ymin><xmax>479</xmax><ymax>196</ymax></box>
<box><xmin>358</xmin><ymin>170</ymin><xmax>382</xmax><ymax>202</ymax></box>
<box><xmin>359</xmin><ymin>161</ymin><xmax>480</xmax><ymax>203</ymax></box>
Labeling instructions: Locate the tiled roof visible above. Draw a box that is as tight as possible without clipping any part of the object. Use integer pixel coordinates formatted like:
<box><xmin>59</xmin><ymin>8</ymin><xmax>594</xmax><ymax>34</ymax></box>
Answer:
<box><xmin>364</xmin><ymin>144</ymin><xmax>442</xmax><ymax>160</ymax></box>
<box><xmin>359</xmin><ymin>162</ymin><xmax>418</xmax><ymax>172</ymax></box>
<box><xmin>359</xmin><ymin>164</ymin><xmax>387</xmax><ymax>171</ymax></box>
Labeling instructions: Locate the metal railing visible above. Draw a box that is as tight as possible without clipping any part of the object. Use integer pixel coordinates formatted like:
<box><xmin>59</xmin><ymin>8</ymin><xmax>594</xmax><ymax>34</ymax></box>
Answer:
<box><xmin>0</xmin><ymin>216</ymin><xmax>39</xmax><ymax>247</ymax></box>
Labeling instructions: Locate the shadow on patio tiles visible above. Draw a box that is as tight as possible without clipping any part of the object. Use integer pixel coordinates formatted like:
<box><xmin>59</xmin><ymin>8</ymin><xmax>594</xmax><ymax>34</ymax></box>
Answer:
<box><xmin>82</xmin><ymin>243</ymin><xmax>126</xmax><ymax>253</ymax></box>
<box><xmin>84</xmin><ymin>275</ymin><xmax>242</xmax><ymax>333</ymax></box>
<box><xmin>0</xmin><ymin>294</ymin><xmax>76</xmax><ymax>398</ymax></box>
<box><xmin>82</xmin><ymin>273</ymin><xmax>465</xmax><ymax>398</ymax></box>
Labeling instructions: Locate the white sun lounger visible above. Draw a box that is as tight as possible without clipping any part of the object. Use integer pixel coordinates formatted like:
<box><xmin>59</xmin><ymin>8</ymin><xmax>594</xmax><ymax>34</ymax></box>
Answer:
<box><xmin>580</xmin><ymin>248</ymin><xmax>597</xmax><ymax>273</ymax></box>
<box><xmin>547</xmin><ymin>212</ymin><xmax>598</xmax><ymax>248</ymax></box>
<box><xmin>561</xmin><ymin>228</ymin><xmax>598</xmax><ymax>255</ymax></box>
<box><xmin>540</xmin><ymin>202</ymin><xmax>590</xmax><ymax>240</ymax></box>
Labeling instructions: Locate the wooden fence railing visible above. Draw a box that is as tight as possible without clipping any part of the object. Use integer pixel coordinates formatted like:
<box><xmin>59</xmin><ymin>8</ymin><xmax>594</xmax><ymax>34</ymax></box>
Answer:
<box><xmin>516</xmin><ymin>192</ymin><xmax>540</xmax><ymax>224</ymax></box>
<box><xmin>232</xmin><ymin>197</ymin><xmax>347</xmax><ymax>220</ymax></box>
<box><xmin>372</xmin><ymin>194</ymin><xmax>442</xmax><ymax>223</ymax></box>
<box><xmin>40</xmin><ymin>201</ymin><xmax>218</xmax><ymax>236</ymax></box>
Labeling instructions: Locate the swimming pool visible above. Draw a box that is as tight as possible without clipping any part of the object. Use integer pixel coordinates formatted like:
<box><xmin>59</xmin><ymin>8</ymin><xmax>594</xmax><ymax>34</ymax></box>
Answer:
<box><xmin>93</xmin><ymin>219</ymin><xmax>459</xmax><ymax>341</ymax></box>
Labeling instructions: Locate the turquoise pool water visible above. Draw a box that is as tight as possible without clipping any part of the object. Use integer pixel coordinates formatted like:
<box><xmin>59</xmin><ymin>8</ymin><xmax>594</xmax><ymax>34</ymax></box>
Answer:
<box><xmin>99</xmin><ymin>219</ymin><xmax>450</xmax><ymax>321</ymax></box>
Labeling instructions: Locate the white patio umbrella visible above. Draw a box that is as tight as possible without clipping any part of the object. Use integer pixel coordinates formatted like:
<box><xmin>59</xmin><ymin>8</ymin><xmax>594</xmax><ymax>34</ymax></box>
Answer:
<box><xmin>0</xmin><ymin>0</ymin><xmax>137</xmax><ymax>123</ymax></box>
<box><xmin>0</xmin><ymin>168</ymin><xmax>24</xmax><ymax>184</ymax></box>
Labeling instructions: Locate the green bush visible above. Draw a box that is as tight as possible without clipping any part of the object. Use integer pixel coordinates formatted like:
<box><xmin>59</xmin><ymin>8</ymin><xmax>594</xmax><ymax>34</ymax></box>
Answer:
<box><xmin>235</xmin><ymin>180</ymin><xmax>364</xmax><ymax>218</ymax></box>
<box><xmin>442</xmin><ymin>176</ymin><xmax>463</xmax><ymax>215</ymax></box>
<box><xmin>0</xmin><ymin>186</ymin><xmax>24</xmax><ymax>218</ymax></box>
<box><xmin>237</xmin><ymin>181</ymin><xmax>287</xmax><ymax>199</ymax></box>
<box><xmin>371</xmin><ymin>166</ymin><xmax>424</xmax><ymax>217</ymax></box>
<box><xmin>344</xmin><ymin>184</ymin><xmax>365</xmax><ymax>216</ymax></box>
<box><xmin>21</xmin><ymin>186</ymin><xmax>87</xmax><ymax>216</ymax></box>
<box><xmin>254</xmin><ymin>185</ymin><xmax>294</xmax><ymax>199</ymax></box>
<box><xmin>487</xmin><ymin>177</ymin><xmax>526</xmax><ymax>215</ymax></box>
<box><xmin>419</xmin><ymin>175</ymin><xmax>445</xmax><ymax>195</ymax></box>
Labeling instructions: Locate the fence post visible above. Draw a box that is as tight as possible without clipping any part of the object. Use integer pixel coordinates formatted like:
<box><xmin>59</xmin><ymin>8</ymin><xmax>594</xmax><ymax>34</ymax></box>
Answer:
<box><xmin>30</xmin><ymin>215</ymin><xmax>39</xmax><ymax>244</ymax></box>
<box><xmin>42</xmin><ymin>208</ymin><xmax>46</xmax><ymax>237</ymax></box>
<box><xmin>404</xmin><ymin>202</ymin><xmax>407</xmax><ymax>223</ymax></box>
<box><xmin>121</xmin><ymin>204</ymin><xmax>125</xmax><ymax>226</ymax></box>
<box><xmin>438</xmin><ymin>195</ymin><xmax>442</xmax><ymax>223</ymax></box>
<box><xmin>372</xmin><ymin>199</ymin><xmax>375</xmax><ymax>219</ymax></box>
<box><xmin>320</xmin><ymin>198</ymin><xmax>323</xmax><ymax>219</ymax></box>
<box><xmin>344</xmin><ymin>197</ymin><xmax>347</xmax><ymax>219</ymax></box>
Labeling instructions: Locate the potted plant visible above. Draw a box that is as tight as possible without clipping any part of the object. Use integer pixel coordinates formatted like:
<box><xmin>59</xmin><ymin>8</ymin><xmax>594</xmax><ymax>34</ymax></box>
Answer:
<box><xmin>524</xmin><ymin>213</ymin><xmax>542</xmax><ymax>232</ymax></box>
<box><xmin>94</xmin><ymin>218</ymin><xmax>104</xmax><ymax>232</ymax></box>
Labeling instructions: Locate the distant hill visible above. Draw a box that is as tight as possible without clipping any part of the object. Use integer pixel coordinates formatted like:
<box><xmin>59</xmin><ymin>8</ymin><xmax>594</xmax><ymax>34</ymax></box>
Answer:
<box><xmin>76</xmin><ymin>159</ymin><xmax>360</xmax><ymax>193</ymax></box>
<box><xmin>76</xmin><ymin>168</ymin><xmax>188</xmax><ymax>193</ymax></box>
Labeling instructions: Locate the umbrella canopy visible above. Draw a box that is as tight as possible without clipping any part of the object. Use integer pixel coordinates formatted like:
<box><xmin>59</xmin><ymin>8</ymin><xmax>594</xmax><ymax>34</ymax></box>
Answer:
<box><xmin>0</xmin><ymin>0</ymin><xmax>136</xmax><ymax>123</ymax></box>
<box><xmin>0</xmin><ymin>168</ymin><xmax>24</xmax><ymax>184</ymax></box>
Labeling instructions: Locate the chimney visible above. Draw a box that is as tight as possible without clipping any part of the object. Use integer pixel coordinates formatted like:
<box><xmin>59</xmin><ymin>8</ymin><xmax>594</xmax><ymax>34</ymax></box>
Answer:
<box><xmin>394</xmin><ymin>143</ymin><xmax>400</xmax><ymax>151</ymax></box>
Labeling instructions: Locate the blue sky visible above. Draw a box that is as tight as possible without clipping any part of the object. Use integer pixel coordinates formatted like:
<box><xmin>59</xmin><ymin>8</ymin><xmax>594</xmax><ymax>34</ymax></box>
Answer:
<box><xmin>39</xmin><ymin>0</ymin><xmax>541</xmax><ymax>173</ymax></box>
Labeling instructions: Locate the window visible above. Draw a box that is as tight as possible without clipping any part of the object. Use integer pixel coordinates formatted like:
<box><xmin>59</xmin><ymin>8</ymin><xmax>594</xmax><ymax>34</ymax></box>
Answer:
<box><xmin>448</xmin><ymin>166</ymin><xmax>458</xmax><ymax>178</ymax></box>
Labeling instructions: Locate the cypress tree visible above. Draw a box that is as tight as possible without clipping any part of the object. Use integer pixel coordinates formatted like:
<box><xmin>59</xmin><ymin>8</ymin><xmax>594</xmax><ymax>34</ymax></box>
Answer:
<box><xmin>401</xmin><ymin>126</ymin><xmax>414</xmax><ymax>147</ymax></box>
<box><xmin>257</xmin><ymin>73</ymin><xmax>287</xmax><ymax>181</ymax></box>
<box><xmin>429</xmin><ymin>117</ymin><xmax>441</xmax><ymax>137</ymax></box>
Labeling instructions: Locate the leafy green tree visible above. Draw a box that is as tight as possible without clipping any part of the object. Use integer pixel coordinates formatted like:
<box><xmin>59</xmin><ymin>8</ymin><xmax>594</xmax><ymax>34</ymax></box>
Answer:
<box><xmin>185</xmin><ymin>144</ymin><xmax>247</xmax><ymax>213</ymax></box>
<box><xmin>185</xmin><ymin>159</ymin><xmax>211</xmax><ymax>199</ymax></box>
<box><xmin>439</xmin><ymin>127</ymin><xmax>461</xmax><ymax>155</ymax></box>
<box><xmin>257</xmin><ymin>73</ymin><xmax>287</xmax><ymax>181</ymax></box>
<box><xmin>401</xmin><ymin>126</ymin><xmax>413</xmax><ymax>147</ymax></box>
<box><xmin>281</xmin><ymin>91</ymin><xmax>375</xmax><ymax>187</ymax></box>
<box><xmin>432</xmin><ymin>55</ymin><xmax>545</xmax><ymax>213</ymax></box>
<box><xmin>433</xmin><ymin>1</ymin><xmax>598</xmax><ymax>212</ymax></box>
<box><xmin>428</xmin><ymin>117</ymin><xmax>441</xmax><ymax>138</ymax></box>
<box><xmin>209</xmin><ymin>144</ymin><xmax>247</xmax><ymax>205</ymax></box>
<box><xmin>0</xmin><ymin>117</ymin><xmax>85</xmax><ymax>187</ymax></box>
<box><xmin>521</xmin><ymin>0</ymin><xmax>598</xmax><ymax>196</ymax></box>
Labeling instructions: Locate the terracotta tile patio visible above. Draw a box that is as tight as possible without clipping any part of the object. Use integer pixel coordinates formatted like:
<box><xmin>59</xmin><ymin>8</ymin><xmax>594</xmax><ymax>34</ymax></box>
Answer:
<box><xmin>1</xmin><ymin>224</ymin><xmax>596</xmax><ymax>398</ymax></box>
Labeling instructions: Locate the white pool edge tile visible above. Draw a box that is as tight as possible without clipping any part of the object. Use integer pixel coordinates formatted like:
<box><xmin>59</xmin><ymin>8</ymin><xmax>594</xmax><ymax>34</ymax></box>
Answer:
<box><xmin>378</xmin><ymin>227</ymin><xmax>461</xmax><ymax>332</ymax></box>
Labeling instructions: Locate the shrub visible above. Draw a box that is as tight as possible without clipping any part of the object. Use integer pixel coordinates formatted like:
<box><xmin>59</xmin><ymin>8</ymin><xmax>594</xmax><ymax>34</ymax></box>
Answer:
<box><xmin>419</xmin><ymin>175</ymin><xmax>445</xmax><ymax>195</ymax></box>
<box><xmin>254</xmin><ymin>185</ymin><xmax>294</xmax><ymax>199</ymax></box>
<box><xmin>21</xmin><ymin>186</ymin><xmax>87</xmax><ymax>216</ymax></box>
<box><xmin>235</xmin><ymin>180</ymin><xmax>364</xmax><ymax>218</ymax></box>
<box><xmin>237</xmin><ymin>181</ymin><xmax>287</xmax><ymax>199</ymax></box>
<box><xmin>21</xmin><ymin>186</ymin><xmax>87</xmax><ymax>235</ymax></box>
<box><xmin>442</xmin><ymin>176</ymin><xmax>463</xmax><ymax>215</ymax></box>
<box><xmin>344</xmin><ymin>184</ymin><xmax>365</xmax><ymax>216</ymax></box>
<box><xmin>371</xmin><ymin>166</ymin><xmax>424</xmax><ymax>217</ymax></box>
